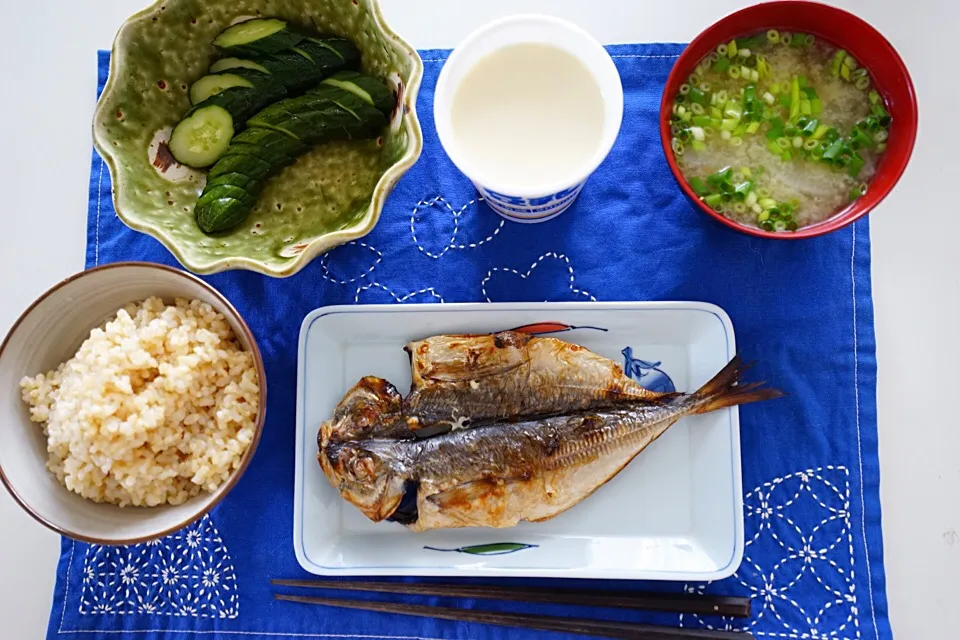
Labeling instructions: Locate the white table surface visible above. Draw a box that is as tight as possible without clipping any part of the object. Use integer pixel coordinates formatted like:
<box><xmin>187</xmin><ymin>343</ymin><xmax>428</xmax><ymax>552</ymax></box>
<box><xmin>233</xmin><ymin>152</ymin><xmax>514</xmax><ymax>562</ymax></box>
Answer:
<box><xmin>0</xmin><ymin>0</ymin><xmax>956</xmax><ymax>637</ymax></box>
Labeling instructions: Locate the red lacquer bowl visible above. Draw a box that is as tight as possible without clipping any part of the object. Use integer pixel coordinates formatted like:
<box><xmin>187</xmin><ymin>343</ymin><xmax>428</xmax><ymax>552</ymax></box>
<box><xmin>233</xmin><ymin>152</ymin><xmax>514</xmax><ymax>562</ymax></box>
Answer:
<box><xmin>659</xmin><ymin>1</ymin><xmax>918</xmax><ymax>239</ymax></box>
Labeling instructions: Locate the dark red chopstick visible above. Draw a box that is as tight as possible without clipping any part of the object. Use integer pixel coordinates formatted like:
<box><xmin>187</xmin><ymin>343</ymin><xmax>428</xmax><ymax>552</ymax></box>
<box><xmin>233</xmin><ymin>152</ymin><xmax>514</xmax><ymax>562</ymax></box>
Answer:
<box><xmin>274</xmin><ymin>593</ymin><xmax>754</xmax><ymax>640</ymax></box>
<box><xmin>270</xmin><ymin>578</ymin><xmax>751</xmax><ymax>618</ymax></box>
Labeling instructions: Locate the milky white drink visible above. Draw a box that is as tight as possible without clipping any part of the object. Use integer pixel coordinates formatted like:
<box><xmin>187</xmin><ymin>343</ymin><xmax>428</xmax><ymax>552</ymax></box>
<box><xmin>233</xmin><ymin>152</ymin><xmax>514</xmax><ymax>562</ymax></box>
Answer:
<box><xmin>450</xmin><ymin>43</ymin><xmax>605</xmax><ymax>191</ymax></box>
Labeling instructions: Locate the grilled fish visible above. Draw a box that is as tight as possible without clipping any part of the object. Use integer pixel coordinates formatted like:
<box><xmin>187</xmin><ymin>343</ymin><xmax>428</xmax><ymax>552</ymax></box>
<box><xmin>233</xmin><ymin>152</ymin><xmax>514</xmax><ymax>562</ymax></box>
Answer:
<box><xmin>318</xmin><ymin>355</ymin><xmax>781</xmax><ymax>531</ymax></box>
<box><xmin>403</xmin><ymin>331</ymin><xmax>677</xmax><ymax>430</ymax></box>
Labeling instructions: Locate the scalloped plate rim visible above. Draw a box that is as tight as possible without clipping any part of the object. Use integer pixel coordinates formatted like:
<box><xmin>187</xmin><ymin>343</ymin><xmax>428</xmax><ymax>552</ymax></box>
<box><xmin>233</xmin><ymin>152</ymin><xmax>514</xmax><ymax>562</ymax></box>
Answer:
<box><xmin>92</xmin><ymin>0</ymin><xmax>424</xmax><ymax>278</ymax></box>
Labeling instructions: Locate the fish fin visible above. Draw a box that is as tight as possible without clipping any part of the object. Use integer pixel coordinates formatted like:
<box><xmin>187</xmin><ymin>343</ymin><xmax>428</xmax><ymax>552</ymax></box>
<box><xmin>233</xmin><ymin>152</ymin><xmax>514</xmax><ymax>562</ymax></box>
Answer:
<box><xmin>693</xmin><ymin>355</ymin><xmax>784</xmax><ymax>413</ymax></box>
<box><xmin>426</xmin><ymin>478</ymin><xmax>518</xmax><ymax>510</ymax></box>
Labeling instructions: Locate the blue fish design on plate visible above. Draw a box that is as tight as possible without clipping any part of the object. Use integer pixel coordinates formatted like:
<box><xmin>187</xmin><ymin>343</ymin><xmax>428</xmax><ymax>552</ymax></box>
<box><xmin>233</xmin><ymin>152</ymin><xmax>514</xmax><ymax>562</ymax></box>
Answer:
<box><xmin>621</xmin><ymin>346</ymin><xmax>676</xmax><ymax>393</ymax></box>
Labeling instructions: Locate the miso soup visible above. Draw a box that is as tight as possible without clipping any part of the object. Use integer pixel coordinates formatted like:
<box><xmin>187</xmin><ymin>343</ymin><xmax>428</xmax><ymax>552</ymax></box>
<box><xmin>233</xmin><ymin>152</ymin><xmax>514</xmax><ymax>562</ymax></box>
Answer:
<box><xmin>668</xmin><ymin>30</ymin><xmax>892</xmax><ymax>232</ymax></box>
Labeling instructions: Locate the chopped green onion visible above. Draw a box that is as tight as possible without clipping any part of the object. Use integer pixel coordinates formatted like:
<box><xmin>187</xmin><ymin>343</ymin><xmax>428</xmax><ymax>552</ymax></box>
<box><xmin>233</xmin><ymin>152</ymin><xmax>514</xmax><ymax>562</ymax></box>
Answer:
<box><xmin>831</xmin><ymin>49</ymin><xmax>846</xmax><ymax>77</ymax></box>
<box><xmin>792</xmin><ymin>136</ymin><xmax>804</xmax><ymax>148</ymax></box>
<box><xmin>803</xmin><ymin>139</ymin><xmax>819</xmax><ymax>151</ymax></box>
<box><xmin>733</xmin><ymin>181</ymin><xmax>753</xmax><ymax>199</ymax></box>
<box><xmin>691</xmin><ymin>140</ymin><xmax>707</xmax><ymax>151</ymax></box>
<box><xmin>840</xmin><ymin>64</ymin><xmax>851</xmax><ymax>81</ymax></box>
<box><xmin>774</xmin><ymin>221</ymin><xmax>788</xmax><ymax>232</ymax></box>
<box><xmin>733</xmin><ymin>203</ymin><xmax>747</xmax><ymax>214</ymax></box>
<box><xmin>812</xmin><ymin>124</ymin><xmax>830</xmax><ymax>140</ymax></box>
<box><xmin>847</xmin><ymin>153</ymin><xmax>865</xmax><ymax>177</ymax></box>
<box><xmin>716</xmin><ymin>43</ymin><xmax>728</xmax><ymax>56</ymax></box>
<box><xmin>732</xmin><ymin>122</ymin><xmax>748</xmax><ymax>137</ymax></box>
<box><xmin>692</xmin><ymin>115</ymin><xmax>712</xmax><ymax>127</ymax></box>
<box><xmin>720</xmin><ymin>118</ymin><xmax>739</xmax><ymax>131</ymax></box>
<box><xmin>746</xmin><ymin>121</ymin><xmax>761</xmax><ymax>134</ymax></box>
<box><xmin>745</xmin><ymin>190</ymin><xmax>758</xmax><ymax>207</ymax></box>
<box><xmin>802</xmin><ymin>86</ymin><xmax>818</xmax><ymax>99</ymax></box>
<box><xmin>776</xmin><ymin>137</ymin><xmax>791</xmax><ymax>150</ymax></box>
<box><xmin>689</xmin><ymin>126</ymin><xmax>706</xmax><ymax>142</ymax></box>
<box><xmin>876</xmin><ymin>142</ymin><xmax>887</xmax><ymax>153</ymax></box>
<box><xmin>858</xmin><ymin>182</ymin><xmax>868</xmax><ymax>195</ymax></box>
<box><xmin>724</xmin><ymin>101</ymin><xmax>743</xmax><ymax>119</ymax></box>
<box><xmin>688</xmin><ymin>87</ymin><xmax>707</xmax><ymax>105</ymax></box>
<box><xmin>801</xmin><ymin>118</ymin><xmax>819</xmax><ymax>137</ymax></box>
<box><xmin>844</xmin><ymin>54</ymin><xmax>858</xmax><ymax>70</ymax></box>
<box><xmin>706</xmin><ymin>166</ymin><xmax>733</xmax><ymax>186</ymax></box>
<box><xmin>800</xmin><ymin>99</ymin><xmax>812</xmax><ymax>115</ymax></box>
<box><xmin>759</xmin><ymin>198</ymin><xmax>778</xmax><ymax>210</ymax></box>
<box><xmin>855</xmin><ymin>76</ymin><xmax>870</xmax><ymax>91</ymax></box>
<box><xmin>868</xmin><ymin>90</ymin><xmax>881</xmax><ymax>105</ymax></box>
<box><xmin>766</xmin><ymin>138</ymin><xmax>782</xmax><ymax>156</ymax></box>
<box><xmin>712</xmin><ymin>57</ymin><xmax>731</xmax><ymax>73</ymax></box>
<box><xmin>689</xmin><ymin>177</ymin><xmax>709</xmax><ymax>196</ymax></box>
<box><xmin>851</xmin><ymin>129</ymin><xmax>873</xmax><ymax>150</ymax></box>
<box><xmin>780</xmin><ymin>32</ymin><xmax>793</xmax><ymax>46</ymax></box>
<box><xmin>758</xmin><ymin>210</ymin><xmax>771</xmax><ymax>222</ymax></box>
<box><xmin>851</xmin><ymin>67</ymin><xmax>868</xmax><ymax>81</ymax></box>
<box><xmin>728</xmin><ymin>39</ymin><xmax>738</xmax><ymax>58</ymax></box>
<box><xmin>671</xmin><ymin>138</ymin><xmax>684</xmax><ymax>154</ymax></box>
<box><xmin>690</xmin><ymin>103</ymin><xmax>705</xmax><ymax>115</ymax></box>
<box><xmin>779</xmin><ymin>93</ymin><xmax>791</xmax><ymax>107</ymax></box>
<box><xmin>770</xmin><ymin>82</ymin><xmax>781</xmax><ymax>94</ymax></box>
<box><xmin>751</xmin><ymin>203</ymin><xmax>763</xmax><ymax>214</ymax></box>
<box><xmin>738</xmin><ymin>48</ymin><xmax>751</xmax><ymax>58</ymax></box>
<box><xmin>810</xmin><ymin>97</ymin><xmax>823</xmax><ymax>115</ymax></box>
<box><xmin>730</xmin><ymin>136</ymin><xmax>744</xmax><ymax>147</ymax></box>
<box><xmin>678</xmin><ymin>83</ymin><xmax>691</xmax><ymax>95</ymax></box>
<box><xmin>703</xmin><ymin>193</ymin><xmax>724</xmax><ymax>207</ymax></box>
<box><xmin>874</xmin><ymin>129</ymin><xmax>889</xmax><ymax>143</ymax></box>
<box><xmin>728</xmin><ymin>66</ymin><xmax>741</xmax><ymax>79</ymax></box>
<box><xmin>763</xmin><ymin>91</ymin><xmax>776</xmax><ymax>105</ymax></box>
<box><xmin>699</xmin><ymin>82</ymin><xmax>711</xmax><ymax>92</ymax></box>
<box><xmin>791</xmin><ymin>33</ymin><xmax>807</xmax><ymax>47</ymax></box>
<box><xmin>766</xmin><ymin>29</ymin><xmax>780</xmax><ymax>44</ymax></box>
<box><xmin>822</xmin><ymin>138</ymin><xmax>845</xmax><ymax>160</ymax></box>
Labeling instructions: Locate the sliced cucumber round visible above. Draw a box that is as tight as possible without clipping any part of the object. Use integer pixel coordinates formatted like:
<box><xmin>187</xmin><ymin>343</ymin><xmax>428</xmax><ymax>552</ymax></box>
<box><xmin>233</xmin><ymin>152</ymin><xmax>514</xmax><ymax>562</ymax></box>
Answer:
<box><xmin>168</xmin><ymin>105</ymin><xmax>234</xmax><ymax>168</ymax></box>
<box><xmin>212</xmin><ymin>18</ymin><xmax>303</xmax><ymax>55</ymax></box>
<box><xmin>209</xmin><ymin>57</ymin><xmax>270</xmax><ymax>74</ymax></box>
<box><xmin>189</xmin><ymin>73</ymin><xmax>255</xmax><ymax>105</ymax></box>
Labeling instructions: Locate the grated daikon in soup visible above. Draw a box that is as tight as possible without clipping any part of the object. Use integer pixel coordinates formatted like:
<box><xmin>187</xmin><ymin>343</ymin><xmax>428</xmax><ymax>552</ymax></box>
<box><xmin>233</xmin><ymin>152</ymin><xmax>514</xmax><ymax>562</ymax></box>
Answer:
<box><xmin>668</xmin><ymin>30</ymin><xmax>892</xmax><ymax>232</ymax></box>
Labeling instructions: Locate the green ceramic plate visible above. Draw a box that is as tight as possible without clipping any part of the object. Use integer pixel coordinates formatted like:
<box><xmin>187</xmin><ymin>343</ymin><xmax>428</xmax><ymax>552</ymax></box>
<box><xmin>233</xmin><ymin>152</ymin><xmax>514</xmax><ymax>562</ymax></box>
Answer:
<box><xmin>94</xmin><ymin>0</ymin><xmax>423</xmax><ymax>277</ymax></box>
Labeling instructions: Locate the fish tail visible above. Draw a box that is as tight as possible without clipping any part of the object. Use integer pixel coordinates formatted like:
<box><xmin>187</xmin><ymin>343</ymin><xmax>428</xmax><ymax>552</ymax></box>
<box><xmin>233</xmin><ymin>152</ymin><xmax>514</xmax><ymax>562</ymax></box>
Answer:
<box><xmin>692</xmin><ymin>355</ymin><xmax>784</xmax><ymax>414</ymax></box>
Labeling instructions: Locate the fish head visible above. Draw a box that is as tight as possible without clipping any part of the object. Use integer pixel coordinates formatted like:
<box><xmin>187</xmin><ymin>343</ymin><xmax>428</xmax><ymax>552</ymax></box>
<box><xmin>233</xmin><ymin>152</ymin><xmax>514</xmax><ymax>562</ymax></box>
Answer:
<box><xmin>318</xmin><ymin>439</ymin><xmax>409</xmax><ymax>522</ymax></box>
<box><xmin>326</xmin><ymin>376</ymin><xmax>408</xmax><ymax>442</ymax></box>
<box><xmin>405</xmin><ymin>332</ymin><xmax>532</xmax><ymax>385</ymax></box>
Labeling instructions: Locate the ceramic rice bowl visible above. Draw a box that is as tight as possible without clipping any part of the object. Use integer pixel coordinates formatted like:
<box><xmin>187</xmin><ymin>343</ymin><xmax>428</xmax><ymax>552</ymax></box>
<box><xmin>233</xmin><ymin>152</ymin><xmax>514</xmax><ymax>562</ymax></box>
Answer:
<box><xmin>94</xmin><ymin>0</ymin><xmax>423</xmax><ymax>277</ymax></box>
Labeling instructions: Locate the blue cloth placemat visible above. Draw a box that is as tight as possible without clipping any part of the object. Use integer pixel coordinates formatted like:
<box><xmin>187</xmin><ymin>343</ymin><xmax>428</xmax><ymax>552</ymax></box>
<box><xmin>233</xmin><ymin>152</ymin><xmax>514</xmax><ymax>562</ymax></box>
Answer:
<box><xmin>48</xmin><ymin>44</ymin><xmax>890</xmax><ymax>640</ymax></box>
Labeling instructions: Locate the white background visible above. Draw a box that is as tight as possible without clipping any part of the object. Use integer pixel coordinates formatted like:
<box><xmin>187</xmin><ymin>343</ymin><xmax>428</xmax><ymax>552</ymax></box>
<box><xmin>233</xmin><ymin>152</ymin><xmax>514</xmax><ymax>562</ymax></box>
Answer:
<box><xmin>0</xmin><ymin>0</ymin><xmax>956</xmax><ymax>638</ymax></box>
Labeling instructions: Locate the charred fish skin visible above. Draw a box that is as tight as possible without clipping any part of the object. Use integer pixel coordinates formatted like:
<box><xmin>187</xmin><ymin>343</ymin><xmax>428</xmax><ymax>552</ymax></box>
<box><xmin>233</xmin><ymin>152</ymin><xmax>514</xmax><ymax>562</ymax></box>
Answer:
<box><xmin>318</xmin><ymin>355</ymin><xmax>783</xmax><ymax>532</ymax></box>
<box><xmin>403</xmin><ymin>331</ymin><xmax>678</xmax><ymax>428</ymax></box>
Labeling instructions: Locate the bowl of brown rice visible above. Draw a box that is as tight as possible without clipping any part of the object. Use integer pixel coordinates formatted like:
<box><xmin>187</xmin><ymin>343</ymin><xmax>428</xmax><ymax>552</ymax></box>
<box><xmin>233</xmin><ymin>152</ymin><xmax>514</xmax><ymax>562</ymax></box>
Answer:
<box><xmin>0</xmin><ymin>262</ymin><xmax>266</xmax><ymax>544</ymax></box>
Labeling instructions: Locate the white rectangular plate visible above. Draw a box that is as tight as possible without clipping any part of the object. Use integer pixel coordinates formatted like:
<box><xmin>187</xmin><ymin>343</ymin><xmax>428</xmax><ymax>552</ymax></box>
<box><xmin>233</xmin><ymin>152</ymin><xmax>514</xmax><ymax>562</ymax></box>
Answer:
<box><xmin>294</xmin><ymin>302</ymin><xmax>743</xmax><ymax>581</ymax></box>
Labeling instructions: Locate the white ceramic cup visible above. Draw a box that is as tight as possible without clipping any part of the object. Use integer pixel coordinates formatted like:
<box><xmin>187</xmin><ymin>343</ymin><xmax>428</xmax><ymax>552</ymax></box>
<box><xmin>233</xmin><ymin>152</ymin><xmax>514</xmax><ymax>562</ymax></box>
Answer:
<box><xmin>433</xmin><ymin>14</ymin><xmax>624</xmax><ymax>223</ymax></box>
